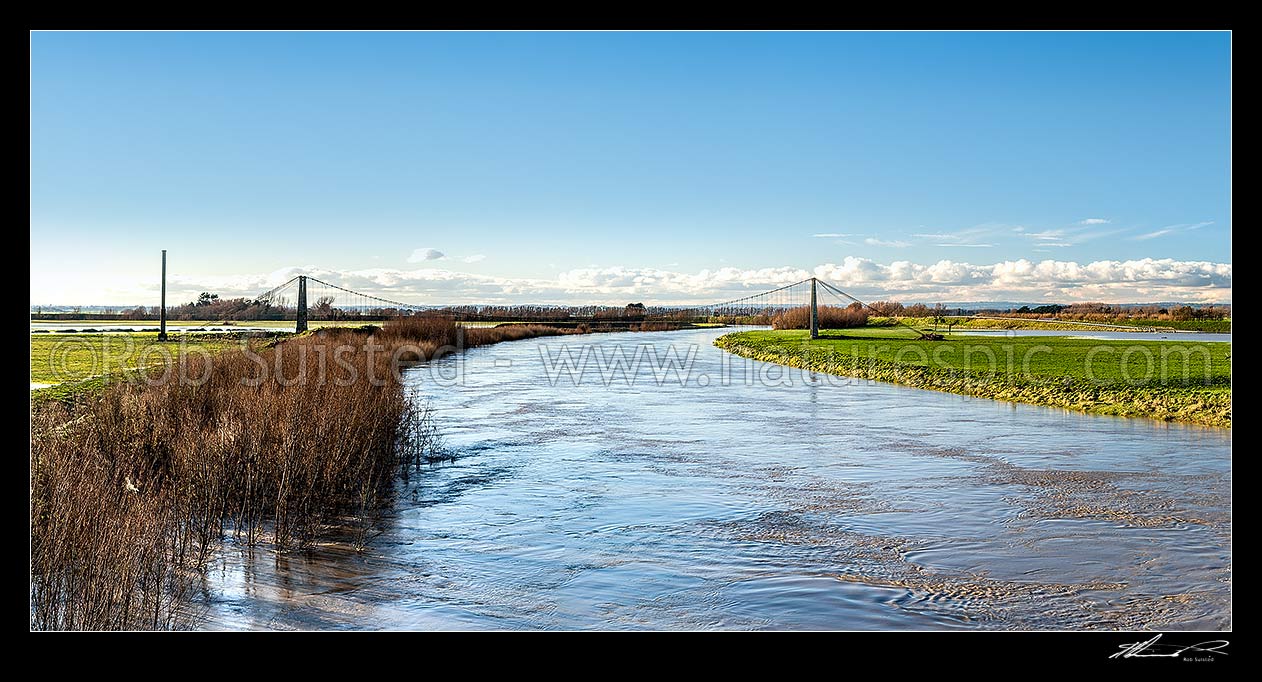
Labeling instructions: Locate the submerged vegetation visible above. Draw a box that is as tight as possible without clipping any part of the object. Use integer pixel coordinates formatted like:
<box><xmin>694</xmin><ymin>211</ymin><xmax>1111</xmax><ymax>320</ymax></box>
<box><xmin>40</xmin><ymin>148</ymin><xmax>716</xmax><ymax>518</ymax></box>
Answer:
<box><xmin>715</xmin><ymin>328</ymin><xmax>1231</xmax><ymax>427</ymax></box>
<box><xmin>375</xmin><ymin>316</ymin><xmax>584</xmax><ymax>361</ymax></box>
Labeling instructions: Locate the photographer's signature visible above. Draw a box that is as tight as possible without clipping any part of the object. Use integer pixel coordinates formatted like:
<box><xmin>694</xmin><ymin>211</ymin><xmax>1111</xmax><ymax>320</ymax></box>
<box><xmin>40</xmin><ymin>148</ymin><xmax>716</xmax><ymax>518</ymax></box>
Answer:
<box><xmin>1110</xmin><ymin>634</ymin><xmax>1229</xmax><ymax>660</ymax></box>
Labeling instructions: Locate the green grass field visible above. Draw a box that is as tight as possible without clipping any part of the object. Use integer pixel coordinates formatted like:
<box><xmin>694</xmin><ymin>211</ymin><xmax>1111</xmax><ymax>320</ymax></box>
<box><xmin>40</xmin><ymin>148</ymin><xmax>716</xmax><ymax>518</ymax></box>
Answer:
<box><xmin>934</xmin><ymin>317</ymin><xmax>1231</xmax><ymax>333</ymax></box>
<box><xmin>30</xmin><ymin>333</ymin><xmax>246</xmax><ymax>385</ymax></box>
<box><xmin>715</xmin><ymin>328</ymin><xmax>1231</xmax><ymax>427</ymax></box>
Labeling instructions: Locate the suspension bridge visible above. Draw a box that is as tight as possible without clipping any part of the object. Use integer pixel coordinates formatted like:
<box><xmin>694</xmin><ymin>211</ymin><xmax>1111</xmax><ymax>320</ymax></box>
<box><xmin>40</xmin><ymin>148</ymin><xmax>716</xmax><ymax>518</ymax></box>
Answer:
<box><xmin>101</xmin><ymin>249</ymin><xmax>944</xmax><ymax>339</ymax></box>
<box><xmin>229</xmin><ymin>273</ymin><xmax>935</xmax><ymax>339</ymax></box>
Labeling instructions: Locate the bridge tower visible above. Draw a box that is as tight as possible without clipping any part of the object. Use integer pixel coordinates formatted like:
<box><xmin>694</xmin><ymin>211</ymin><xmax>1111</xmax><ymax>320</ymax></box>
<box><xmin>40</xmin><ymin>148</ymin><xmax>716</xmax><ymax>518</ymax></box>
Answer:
<box><xmin>158</xmin><ymin>249</ymin><xmax>168</xmax><ymax>341</ymax></box>
<box><xmin>296</xmin><ymin>275</ymin><xmax>308</xmax><ymax>333</ymax></box>
<box><xmin>809</xmin><ymin>277</ymin><xmax>819</xmax><ymax>339</ymax></box>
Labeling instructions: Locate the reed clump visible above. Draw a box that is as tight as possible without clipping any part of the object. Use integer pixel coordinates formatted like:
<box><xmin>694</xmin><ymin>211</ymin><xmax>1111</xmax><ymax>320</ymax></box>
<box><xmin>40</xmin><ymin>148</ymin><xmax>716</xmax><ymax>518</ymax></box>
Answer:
<box><xmin>771</xmin><ymin>304</ymin><xmax>869</xmax><ymax>330</ymax></box>
<box><xmin>376</xmin><ymin>317</ymin><xmax>585</xmax><ymax>360</ymax></box>
<box><xmin>30</xmin><ymin>331</ymin><xmax>435</xmax><ymax>630</ymax></box>
<box><xmin>30</xmin><ymin>317</ymin><xmax>601</xmax><ymax>629</ymax></box>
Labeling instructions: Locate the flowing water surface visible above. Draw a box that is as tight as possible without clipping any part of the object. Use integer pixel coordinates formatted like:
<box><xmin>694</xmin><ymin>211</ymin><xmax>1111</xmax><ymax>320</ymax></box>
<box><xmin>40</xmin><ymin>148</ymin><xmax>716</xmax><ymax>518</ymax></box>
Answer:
<box><xmin>197</xmin><ymin>327</ymin><xmax>1231</xmax><ymax>630</ymax></box>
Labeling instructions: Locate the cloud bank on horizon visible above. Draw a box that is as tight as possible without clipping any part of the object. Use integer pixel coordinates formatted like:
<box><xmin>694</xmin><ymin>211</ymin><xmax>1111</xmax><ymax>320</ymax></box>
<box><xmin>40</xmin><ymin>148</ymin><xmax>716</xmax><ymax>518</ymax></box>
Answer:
<box><xmin>59</xmin><ymin>256</ymin><xmax>1230</xmax><ymax>308</ymax></box>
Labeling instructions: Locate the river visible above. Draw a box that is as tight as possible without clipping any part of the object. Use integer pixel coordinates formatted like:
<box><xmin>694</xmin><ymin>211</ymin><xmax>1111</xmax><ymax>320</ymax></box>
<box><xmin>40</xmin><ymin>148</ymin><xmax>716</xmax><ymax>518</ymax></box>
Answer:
<box><xmin>195</xmin><ymin>327</ymin><xmax>1231</xmax><ymax>630</ymax></box>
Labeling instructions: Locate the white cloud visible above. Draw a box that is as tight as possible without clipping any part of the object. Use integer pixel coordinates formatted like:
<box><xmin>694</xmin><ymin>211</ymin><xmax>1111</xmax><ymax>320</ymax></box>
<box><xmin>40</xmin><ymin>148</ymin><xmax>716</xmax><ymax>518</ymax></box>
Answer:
<box><xmin>864</xmin><ymin>238</ymin><xmax>911</xmax><ymax>248</ymax></box>
<box><xmin>1079</xmin><ymin>218</ymin><xmax>1110</xmax><ymax>225</ymax></box>
<box><xmin>812</xmin><ymin>233</ymin><xmax>855</xmax><ymax>238</ymax></box>
<box><xmin>42</xmin><ymin>257</ymin><xmax>1232</xmax><ymax>307</ymax></box>
<box><xmin>1019</xmin><ymin>224</ymin><xmax>1128</xmax><ymax>247</ymax></box>
<box><xmin>407</xmin><ymin>248</ymin><xmax>446</xmax><ymax>262</ymax></box>
<box><xmin>1025</xmin><ymin>230</ymin><xmax>1066</xmax><ymax>241</ymax></box>
<box><xmin>813</xmin><ymin>256</ymin><xmax>1231</xmax><ymax>302</ymax></box>
<box><xmin>1133</xmin><ymin>221</ymin><xmax>1216</xmax><ymax>240</ymax></box>
<box><xmin>916</xmin><ymin>232</ymin><xmax>995</xmax><ymax>248</ymax></box>
<box><xmin>1073</xmin><ymin>227</ymin><xmax>1130</xmax><ymax>243</ymax></box>
<box><xmin>463</xmin><ymin>254</ymin><xmax>487</xmax><ymax>263</ymax></box>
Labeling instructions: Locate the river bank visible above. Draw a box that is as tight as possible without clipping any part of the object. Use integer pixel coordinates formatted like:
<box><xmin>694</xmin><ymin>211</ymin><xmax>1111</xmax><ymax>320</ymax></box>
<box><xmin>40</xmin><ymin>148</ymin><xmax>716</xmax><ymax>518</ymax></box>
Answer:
<box><xmin>29</xmin><ymin>318</ymin><xmax>703</xmax><ymax>629</ymax></box>
<box><xmin>714</xmin><ymin>329</ymin><xmax>1230</xmax><ymax>427</ymax></box>
<box><xmin>29</xmin><ymin>319</ymin><xmax>593</xmax><ymax>629</ymax></box>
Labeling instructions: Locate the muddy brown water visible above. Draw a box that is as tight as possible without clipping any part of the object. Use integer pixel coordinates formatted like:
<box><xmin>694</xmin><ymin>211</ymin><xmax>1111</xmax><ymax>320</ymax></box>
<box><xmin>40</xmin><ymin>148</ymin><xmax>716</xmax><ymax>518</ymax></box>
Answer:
<box><xmin>194</xmin><ymin>328</ymin><xmax>1231</xmax><ymax>630</ymax></box>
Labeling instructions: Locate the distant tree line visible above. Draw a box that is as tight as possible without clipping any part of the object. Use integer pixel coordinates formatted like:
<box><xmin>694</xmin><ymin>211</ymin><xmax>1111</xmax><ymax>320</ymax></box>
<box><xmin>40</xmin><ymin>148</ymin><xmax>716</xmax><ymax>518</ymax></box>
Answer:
<box><xmin>31</xmin><ymin>294</ymin><xmax>1231</xmax><ymax>325</ymax></box>
<box><xmin>113</xmin><ymin>293</ymin><xmax>414</xmax><ymax>321</ymax></box>
<box><xmin>864</xmin><ymin>301</ymin><xmax>939</xmax><ymax>317</ymax></box>
<box><xmin>988</xmin><ymin>302</ymin><xmax>1231</xmax><ymax>322</ymax></box>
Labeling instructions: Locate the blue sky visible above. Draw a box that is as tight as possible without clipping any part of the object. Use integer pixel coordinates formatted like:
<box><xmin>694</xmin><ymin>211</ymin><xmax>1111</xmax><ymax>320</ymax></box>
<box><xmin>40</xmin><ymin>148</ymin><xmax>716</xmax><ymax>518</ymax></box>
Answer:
<box><xmin>30</xmin><ymin>31</ymin><xmax>1231</xmax><ymax>305</ymax></box>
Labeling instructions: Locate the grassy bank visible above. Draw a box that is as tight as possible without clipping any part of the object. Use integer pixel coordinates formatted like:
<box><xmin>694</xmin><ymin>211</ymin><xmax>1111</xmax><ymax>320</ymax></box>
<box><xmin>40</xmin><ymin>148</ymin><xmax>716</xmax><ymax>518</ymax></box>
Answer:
<box><xmin>939</xmin><ymin>317</ymin><xmax>1231</xmax><ymax>333</ymax></box>
<box><xmin>30</xmin><ymin>332</ymin><xmax>273</xmax><ymax>385</ymax></box>
<box><xmin>714</xmin><ymin>328</ymin><xmax>1230</xmax><ymax>427</ymax></box>
<box><xmin>862</xmin><ymin>316</ymin><xmax>1232</xmax><ymax>333</ymax></box>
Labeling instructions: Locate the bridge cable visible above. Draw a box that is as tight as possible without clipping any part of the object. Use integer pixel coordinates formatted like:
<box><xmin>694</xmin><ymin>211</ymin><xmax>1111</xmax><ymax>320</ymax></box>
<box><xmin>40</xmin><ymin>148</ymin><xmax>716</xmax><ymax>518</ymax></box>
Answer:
<box><xmin>816</xmin><ymin>279</ymin><xmax>930</xmax><ymax>339</ymax></box>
